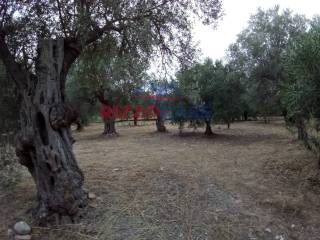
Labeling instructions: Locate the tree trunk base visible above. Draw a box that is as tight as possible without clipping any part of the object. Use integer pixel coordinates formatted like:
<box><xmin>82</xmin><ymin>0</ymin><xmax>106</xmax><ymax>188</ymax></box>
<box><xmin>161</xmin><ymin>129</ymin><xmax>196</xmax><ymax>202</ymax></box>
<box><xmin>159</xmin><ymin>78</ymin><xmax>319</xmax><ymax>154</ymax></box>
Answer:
<box><xmin>205</xmin><ymin>121</ymin><xmax>213</xmax><ymax>136</ymax></box>
<box><xmin>75</xmin><ymin>121</ymin><xmax>84</xmax><ymax>132</ymax></box>
<box><xmin>205</xmin><ymin>130</ymin><xmax>214</xmax><ymax>136</ymax></box>
<box><xmin>103</xmin><ymin>118</ymin><xmax>117</xmax><ymax>135</ymax></box>
<box><xmin>296</xmin><ymin>116</ymin><xmax>308</xmax><ymax>141</ymax></box>
<box><xmin>157</xmin><ymin>126</ymin><xmax>167</xmax><ymax>133</ymax></box>
<box><xmin>103</xmin><ymin>131</ymin><xmax>119</xmax><ymax>136</ymax></box>
<box><xmin>156</xmin><ymin>118</ymin><xmax>167</xmax><ymax>133</ymax></box>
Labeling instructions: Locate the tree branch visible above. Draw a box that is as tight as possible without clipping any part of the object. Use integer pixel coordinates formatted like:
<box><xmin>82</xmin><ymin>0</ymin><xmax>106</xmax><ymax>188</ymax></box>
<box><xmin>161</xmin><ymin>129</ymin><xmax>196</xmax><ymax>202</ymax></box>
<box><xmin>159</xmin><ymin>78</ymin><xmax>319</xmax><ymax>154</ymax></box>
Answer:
<box><xmin>56</xmin><ymin>0</ymin><xmax>68</xmax><ymax>38</ymax></box>
<box><xmin>0</xmin><ymin>33</ymin><xmax>29</xmax><ymax>88</ymax></box>
<box><xmin>61</xmin><ymin>21</ymin><xmax>124</xmax><ymax>80</ymax></box>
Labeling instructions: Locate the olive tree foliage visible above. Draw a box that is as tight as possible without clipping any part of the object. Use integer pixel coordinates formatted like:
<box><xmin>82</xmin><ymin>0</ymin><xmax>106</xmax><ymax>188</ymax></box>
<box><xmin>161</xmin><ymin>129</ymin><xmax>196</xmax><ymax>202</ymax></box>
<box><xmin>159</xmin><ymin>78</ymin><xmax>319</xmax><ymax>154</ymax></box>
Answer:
<box><xmin>0</xmin><ymin>60</ymin><xmax>20</xmax><ymax>190</ymax></box>
<box><xmin>65</xmin><ymin>69</ymin><xmax>96</xmax><ymax>130</ymax></box>
<box><xmin>226</xmin><ymin>6</ymin><xmax>307</xmax><ymax>122</ymax></box>
<box><xmin>282</xmin><ymin>23</ymin><xmax>320</xmax><ymax>122</ymax></box>
<box><xmin>0</xmin><ymin>60</ymin><xmax>19</xmax><ymax>133</ymax></box>
<box><xmin>0</xmin><ymin>0</ymin><xmax>222</xmax><ymax>73</ymax></box>
<box><xmin>174</xmin><ymin>59</ymin><xmax>243</xmax><ymax>134</ymax></box>
<box><xmin>0</xmin><ymin>0</ymin><xmax>223</xmax><ymax>221</ymax></box>
<box><xmin>174</xmin><ymin>59</ymin><xmax>214</xmax><ymax>135</ymax></box>
<box><xmin>68</xmin><ymin>39</ymin><xmax>149</xmax><ymax>134</ymax></box>
<box><xmin>147</xmin><ymin>77</ymin><xmax>177</xmax><ymax>132</ymax></box>
<box><xmin>217</xmin><ymin>63</ymin><xmax>245</xmax><ymax>127</ymax></box>
<box><xmin>282</xmin><ymin>22</ymin><xmax>320</xmax><ymax>164</ymax></box>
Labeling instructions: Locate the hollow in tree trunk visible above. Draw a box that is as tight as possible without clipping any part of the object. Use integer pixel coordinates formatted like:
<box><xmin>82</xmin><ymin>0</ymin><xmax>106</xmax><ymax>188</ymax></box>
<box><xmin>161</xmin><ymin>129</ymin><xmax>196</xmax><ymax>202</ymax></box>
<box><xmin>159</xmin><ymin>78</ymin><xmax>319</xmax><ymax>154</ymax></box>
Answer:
<box><xmin>15</xmin><ymin>40</ymin><xmax>88</xmax><ymax>223</ymax></box>
<box><xmin>205</xmin><ymin>120</ymin><xmax>213</xmax><ymax>136</ymax></box>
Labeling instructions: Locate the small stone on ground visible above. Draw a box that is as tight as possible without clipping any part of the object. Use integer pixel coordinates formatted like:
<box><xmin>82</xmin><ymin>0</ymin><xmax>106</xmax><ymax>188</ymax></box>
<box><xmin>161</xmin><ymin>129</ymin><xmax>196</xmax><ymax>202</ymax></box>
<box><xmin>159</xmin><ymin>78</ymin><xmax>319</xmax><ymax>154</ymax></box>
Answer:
<box><xmin>88</xmin><ymin>193</ymin><xmax>96</xmax><ymax>199</ymax></box>
<box><xmin>13</xmin><ymin>221</ymin><xmax>31</xmax><ymax>235</ymax></box>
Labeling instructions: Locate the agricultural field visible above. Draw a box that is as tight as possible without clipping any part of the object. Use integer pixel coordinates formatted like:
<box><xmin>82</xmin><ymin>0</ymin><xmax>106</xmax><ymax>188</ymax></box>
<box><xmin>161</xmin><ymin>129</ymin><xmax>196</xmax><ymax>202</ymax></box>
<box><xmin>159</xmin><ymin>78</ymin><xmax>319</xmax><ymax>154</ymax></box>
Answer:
<box><xmin>1</xmin><ymin>120</ymin><xmax>320</xmax><ymax>239</ymax></box>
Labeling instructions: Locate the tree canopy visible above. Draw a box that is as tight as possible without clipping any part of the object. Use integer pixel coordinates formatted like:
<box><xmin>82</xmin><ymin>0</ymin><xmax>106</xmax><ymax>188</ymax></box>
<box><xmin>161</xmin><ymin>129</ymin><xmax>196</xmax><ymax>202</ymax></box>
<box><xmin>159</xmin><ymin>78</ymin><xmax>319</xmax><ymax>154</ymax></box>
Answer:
<box><xmin>226</xmin><ymin>6</ymin><xmax>307</xmax><ymax>120</ymax></box>
<box><xmin>0</xmin><ymin>0</ymin><xmax>222</xmax><ymax>84</ymax></box>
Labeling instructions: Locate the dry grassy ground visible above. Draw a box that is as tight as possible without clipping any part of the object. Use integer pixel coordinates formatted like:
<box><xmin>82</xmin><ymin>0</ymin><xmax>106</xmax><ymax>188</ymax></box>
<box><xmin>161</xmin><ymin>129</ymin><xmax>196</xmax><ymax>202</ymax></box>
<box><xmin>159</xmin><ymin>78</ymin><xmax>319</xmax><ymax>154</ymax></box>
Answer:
<box><xmin>1</xmin><ymin>120</ymin><xmax>320</xmax><ymax>240</ymax></box>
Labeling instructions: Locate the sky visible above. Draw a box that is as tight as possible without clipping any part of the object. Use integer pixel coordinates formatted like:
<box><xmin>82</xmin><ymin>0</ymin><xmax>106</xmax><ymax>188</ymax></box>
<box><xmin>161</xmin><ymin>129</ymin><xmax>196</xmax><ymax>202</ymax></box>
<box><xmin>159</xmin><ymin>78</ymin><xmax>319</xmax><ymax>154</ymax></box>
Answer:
<box><xmin>194</xmin><ymin>0</ymin><xmax>320</xmax><ymax>61</ymax></box>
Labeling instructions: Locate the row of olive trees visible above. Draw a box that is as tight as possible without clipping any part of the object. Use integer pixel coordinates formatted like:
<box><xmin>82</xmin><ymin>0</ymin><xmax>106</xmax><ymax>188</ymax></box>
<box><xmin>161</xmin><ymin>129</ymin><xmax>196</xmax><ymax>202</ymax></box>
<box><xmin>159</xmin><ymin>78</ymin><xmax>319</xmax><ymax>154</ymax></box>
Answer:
<box><xmin>171</xmin><ymin>59</ymin><xmax>244</xmax><ymax>135</ymax></box>
<box><xmin>224</xmin><ymin>6</ymin><xmax>320</xmax><ymax>164</ymax></box>
<box><xmin>281</xmin><ymin>22</ymin><xmax>320</xmax><ymax>165</ymax></box>
<box><xmin>66</xmin><ymin>41</ymin><xmax>151</xmax><ymax>135</ymax></box>
<box><xmin>170</xmin><ymin>6</ymin><xmax>305</xmax><ymax>133</ymax></box>
<box><xmin>226</xmin><ymin>6</ymin><xmax>308</xmax><ymax>123</ymax></box>
<box><xmin>172</xmin><ymin>6</ymin><xmax>320</xmax><ymax>144</ymax></box>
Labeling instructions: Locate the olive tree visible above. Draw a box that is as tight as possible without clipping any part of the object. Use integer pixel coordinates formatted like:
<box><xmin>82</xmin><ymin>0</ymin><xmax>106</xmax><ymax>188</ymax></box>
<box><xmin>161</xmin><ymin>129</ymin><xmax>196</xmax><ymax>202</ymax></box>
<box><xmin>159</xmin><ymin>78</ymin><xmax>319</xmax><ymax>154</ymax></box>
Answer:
<box><xmin>0</xmin><ymin>0</ymin><xmax>222</xmax><ymax>221</ymax></box>
<box><xmin>282</xmin><ymin>25</ymin><xmax>320</xmax><ymax>140</ymax></box>
<box><xmin>175</xmin><ymin>59</ymin><xmax>219</xmax><ymax>135</ymax></box>
<box><xmin>227</xmin><ymin>6</ymin><xmax>307</xmax><ymax>122</ymax></box>
<box><xmin>69</xmin><ymin>41</ymin><xmax>148</xmax><ymax>135</ymax></box>
<box><xmin>175</xmin><ymin>59</ymin><xmax>243</xmax><ymax>134</ymax></box>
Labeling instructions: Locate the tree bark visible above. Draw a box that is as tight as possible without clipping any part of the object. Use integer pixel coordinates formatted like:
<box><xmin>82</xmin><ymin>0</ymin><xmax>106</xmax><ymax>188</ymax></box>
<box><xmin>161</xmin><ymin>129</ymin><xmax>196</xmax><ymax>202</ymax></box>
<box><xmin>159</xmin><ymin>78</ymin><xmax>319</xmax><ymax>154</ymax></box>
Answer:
<box><xmin>296</xmin><ymin>116</ymin><xmax>308</xmax><ymax>141</ymax></box>
<box><xmin>96</xmin><ymin>89</ymin><xmax>118</xmax><ymax>135</ymax></box>
<box><xmin>75</xmin><ymin>120</ymin><xmax>84</xmax><ymax>132</ymax></box>
<box><xmin>205</xmin><ymin>120</ymin><xmax>213</xmax><ymax>136</ymax></box>
<box><xmin>243</xmin><ymin>111</ymin><xmax>248</xmax><ymax>121</ymax></box>
<box><xmin>156</xmin><ymin>116</ymin><xmax>166</xmax><ymax>132</ymax></box>
<box><xmin>103</xmin><ymin>116</ymin><xmax>117</xmax><ymax>135</ymax></box>
<box><xmin>15</xmin><ymin>40</ymin><xmax>88</xmax><ymax>222</ymax></box>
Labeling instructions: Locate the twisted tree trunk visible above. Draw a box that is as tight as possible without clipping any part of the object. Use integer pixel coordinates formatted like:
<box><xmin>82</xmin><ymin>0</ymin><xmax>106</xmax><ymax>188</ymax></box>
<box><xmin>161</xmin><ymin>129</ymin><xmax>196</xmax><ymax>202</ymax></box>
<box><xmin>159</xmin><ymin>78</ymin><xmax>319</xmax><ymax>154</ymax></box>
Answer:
<box><xmin>15</xmin><ymin>40</ymin><xmax>88</xmax><ymax>222</ymax></box>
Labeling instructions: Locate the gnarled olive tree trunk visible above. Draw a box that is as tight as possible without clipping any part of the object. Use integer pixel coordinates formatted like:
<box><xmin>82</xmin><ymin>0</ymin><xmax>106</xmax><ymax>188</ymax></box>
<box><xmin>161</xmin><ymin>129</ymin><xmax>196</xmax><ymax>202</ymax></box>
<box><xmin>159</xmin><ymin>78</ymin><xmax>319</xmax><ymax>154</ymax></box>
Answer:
<box><xmin>15</xmin><ymin>39</ymin><xmax>88</xmax><ymax>222</ymax></box>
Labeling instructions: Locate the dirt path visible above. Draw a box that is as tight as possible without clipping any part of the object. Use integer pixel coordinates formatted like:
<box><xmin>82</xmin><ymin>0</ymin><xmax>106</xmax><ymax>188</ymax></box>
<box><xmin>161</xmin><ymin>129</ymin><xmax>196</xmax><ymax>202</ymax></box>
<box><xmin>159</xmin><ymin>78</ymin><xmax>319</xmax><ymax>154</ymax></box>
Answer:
<box><xmin>1</xmin><ymin>121</ymin><xmax>320</xmax><ymax>239</ymax></box>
